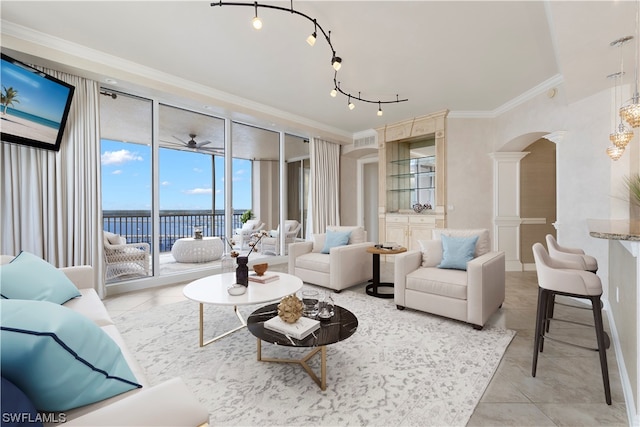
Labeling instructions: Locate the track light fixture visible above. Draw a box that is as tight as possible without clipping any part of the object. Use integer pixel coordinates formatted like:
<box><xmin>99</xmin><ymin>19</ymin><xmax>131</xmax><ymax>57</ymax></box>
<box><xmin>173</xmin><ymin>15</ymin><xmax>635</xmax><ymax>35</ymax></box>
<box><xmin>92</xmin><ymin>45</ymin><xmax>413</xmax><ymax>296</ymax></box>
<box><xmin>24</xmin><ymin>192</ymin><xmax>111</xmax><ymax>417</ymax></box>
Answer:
<box><xmin>210</xmin><ymin>1</ymin><xmax>408</xmax><ymax>115</ymax></box>
<box><xmin>251</xmin><ymin>1</ymin><xmax>262</xmax><ymax>29</ymax></box>
<box><xmin>306</xmin><ymin>19</ymin><xmax>317</xmax><ymax>46</ymax></box>
<box><xmin>331</xmin><ymin>55</ymin><xmax>342</xmax><ymax>71</ymax></box>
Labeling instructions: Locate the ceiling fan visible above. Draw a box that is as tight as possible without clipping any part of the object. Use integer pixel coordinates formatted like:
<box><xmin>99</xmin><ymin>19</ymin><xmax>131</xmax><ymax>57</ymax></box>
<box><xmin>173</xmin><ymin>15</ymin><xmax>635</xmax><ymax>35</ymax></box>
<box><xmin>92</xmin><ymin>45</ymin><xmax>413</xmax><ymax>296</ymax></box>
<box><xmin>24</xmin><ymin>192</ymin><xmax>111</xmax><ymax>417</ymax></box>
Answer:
<box><xmin>172</xmin><ymin>133</ymin><xmax>212</xmax><ymax>149</ymax></box>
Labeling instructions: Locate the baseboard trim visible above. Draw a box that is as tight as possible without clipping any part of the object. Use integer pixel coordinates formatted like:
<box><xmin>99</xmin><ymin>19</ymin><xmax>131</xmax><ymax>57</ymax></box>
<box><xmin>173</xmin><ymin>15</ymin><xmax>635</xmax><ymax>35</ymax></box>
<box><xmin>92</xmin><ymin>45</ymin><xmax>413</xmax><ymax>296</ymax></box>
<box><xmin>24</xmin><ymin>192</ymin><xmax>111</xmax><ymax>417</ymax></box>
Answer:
<box><xmin>602</xmin><ymin>298</ymin><xmax>638</xmax><ymax>426</ymax></box>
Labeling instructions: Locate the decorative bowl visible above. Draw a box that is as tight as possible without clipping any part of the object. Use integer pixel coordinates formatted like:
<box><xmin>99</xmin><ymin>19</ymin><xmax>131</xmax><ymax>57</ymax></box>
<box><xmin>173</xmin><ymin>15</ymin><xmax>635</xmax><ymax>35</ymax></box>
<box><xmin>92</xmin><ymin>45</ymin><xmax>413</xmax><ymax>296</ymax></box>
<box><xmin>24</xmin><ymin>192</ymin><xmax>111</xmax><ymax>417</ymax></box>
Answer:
<box><xmin>227</xmin><ymin>284</ymin><xmax>247</xmax><ymax>296</ymax></box>
<box><xmin>253</xmin><ymin>263</ymin><xmax>268</xmax><ymax>276</ymax></box>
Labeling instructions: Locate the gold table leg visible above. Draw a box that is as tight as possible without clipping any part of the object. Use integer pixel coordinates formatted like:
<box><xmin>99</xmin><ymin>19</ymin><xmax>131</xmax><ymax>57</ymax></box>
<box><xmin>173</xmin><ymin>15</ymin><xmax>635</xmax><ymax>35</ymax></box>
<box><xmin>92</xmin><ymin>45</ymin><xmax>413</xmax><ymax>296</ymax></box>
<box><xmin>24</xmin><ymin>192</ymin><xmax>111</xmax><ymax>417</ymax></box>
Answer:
<box><xmin>198</xmin><ymin>303</ymin><xmax>247</xmax><ymax>347</ymax></box>
<box><xmin>256</xmin><ymin>338</ymin><xmax>327</xmax><ymax>390</ymax></box>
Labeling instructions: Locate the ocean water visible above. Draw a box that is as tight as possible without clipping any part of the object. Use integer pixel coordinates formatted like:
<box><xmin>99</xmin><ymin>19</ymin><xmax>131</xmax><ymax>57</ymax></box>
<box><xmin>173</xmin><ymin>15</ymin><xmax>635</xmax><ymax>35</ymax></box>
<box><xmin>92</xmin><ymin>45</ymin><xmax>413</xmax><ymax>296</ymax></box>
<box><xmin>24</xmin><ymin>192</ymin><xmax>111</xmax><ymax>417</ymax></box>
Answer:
<box><xmin>103</xmin><ymin>210</ymin><xmax>243</xmax><ymax>252</ymax></box>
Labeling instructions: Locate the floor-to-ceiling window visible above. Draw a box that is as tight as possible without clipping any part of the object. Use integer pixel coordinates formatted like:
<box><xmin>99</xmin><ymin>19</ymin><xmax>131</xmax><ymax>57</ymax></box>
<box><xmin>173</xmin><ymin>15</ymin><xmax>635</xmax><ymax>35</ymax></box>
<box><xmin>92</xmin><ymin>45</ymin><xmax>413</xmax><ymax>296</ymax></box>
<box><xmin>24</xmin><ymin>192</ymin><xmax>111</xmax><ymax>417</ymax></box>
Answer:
<box><xmin>100</xmin><ymin>91</ymin><xmax>153</xmax><ymax>282</ymax></box>
<box><xmin>158</xmin><ymin>104</ymin><xmax>224</xmax><ymax>275</ymax></box>
<box><xmin>100</xmin><ymin>90</ymin><xmax>308</xmax><ymax>288</ymax></box>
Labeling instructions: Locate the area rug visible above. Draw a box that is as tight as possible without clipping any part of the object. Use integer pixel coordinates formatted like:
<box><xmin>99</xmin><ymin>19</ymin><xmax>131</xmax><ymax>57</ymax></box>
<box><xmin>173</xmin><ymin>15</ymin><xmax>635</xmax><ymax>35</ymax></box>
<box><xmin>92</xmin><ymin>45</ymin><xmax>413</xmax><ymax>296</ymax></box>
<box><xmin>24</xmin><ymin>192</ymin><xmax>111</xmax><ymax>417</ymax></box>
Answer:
<box><xmin>116</xmin><ymin>284</ymin><xmax>515</xmax><ymax>427</ymax></box>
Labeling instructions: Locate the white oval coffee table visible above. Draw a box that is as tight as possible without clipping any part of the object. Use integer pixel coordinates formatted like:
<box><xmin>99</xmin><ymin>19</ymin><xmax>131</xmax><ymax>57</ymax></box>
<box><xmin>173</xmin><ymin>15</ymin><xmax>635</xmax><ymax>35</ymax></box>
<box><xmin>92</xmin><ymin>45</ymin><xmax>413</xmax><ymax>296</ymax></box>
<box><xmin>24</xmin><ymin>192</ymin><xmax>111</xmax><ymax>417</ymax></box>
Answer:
<box><xmin>183</xmin><ymin>272</ymin><xmax>303</xmax><ymax>346</ymax></box>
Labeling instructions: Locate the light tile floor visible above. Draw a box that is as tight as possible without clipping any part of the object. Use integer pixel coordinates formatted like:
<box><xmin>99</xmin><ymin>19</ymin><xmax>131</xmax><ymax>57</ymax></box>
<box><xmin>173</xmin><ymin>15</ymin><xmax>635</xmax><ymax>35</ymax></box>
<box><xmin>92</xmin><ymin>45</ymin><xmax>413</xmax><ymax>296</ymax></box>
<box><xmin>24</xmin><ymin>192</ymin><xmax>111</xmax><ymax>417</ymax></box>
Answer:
<box><xmin>104</xmin><ymin>266</ymin><xmax>629</xmax><ymax>426</ymax></box>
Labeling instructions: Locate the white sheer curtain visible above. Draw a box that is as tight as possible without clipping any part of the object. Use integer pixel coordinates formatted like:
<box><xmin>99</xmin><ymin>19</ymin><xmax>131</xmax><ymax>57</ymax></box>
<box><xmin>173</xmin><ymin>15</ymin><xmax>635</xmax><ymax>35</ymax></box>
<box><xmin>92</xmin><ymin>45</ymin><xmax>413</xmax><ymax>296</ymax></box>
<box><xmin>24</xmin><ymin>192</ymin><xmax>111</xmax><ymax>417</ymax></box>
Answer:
<box><xmin>0</xmin><ymin>68</ymin><xmax>103</xmax><ymax>294</ymax></box>
<box><xmin>307</xmin><ymin>137</ymin><xmax>340</xmax><ymax>237</ymax></box>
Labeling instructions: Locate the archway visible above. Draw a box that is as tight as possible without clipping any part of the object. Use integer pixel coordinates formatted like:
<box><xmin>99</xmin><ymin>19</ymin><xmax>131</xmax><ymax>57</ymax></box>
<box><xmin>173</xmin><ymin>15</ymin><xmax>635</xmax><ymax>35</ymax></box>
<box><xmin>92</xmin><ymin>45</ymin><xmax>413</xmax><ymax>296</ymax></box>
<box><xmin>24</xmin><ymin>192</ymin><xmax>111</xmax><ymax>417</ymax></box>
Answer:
<box><xmin>492</xmin><ymin>131</ymin><xmax>560</xmax><ymax>270</ymax></box>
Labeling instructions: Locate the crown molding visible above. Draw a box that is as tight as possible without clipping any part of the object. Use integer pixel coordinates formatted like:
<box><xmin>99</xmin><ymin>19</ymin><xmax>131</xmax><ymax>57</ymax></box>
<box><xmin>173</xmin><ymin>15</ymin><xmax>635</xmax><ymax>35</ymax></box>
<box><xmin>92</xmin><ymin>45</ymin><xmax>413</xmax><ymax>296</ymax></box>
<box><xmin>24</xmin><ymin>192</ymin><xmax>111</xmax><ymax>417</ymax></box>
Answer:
<box><xmin>449</xmin><ymin>74</ymin><xmax>564</xmax><ymax>120</ymax></box>
<box><xmin>3</xmin><ymin>20</ymin><xmax>564</xmax><ymax>139</ymax></box>
<box><xmin>1</xmin><ymin>20</ymin><xmax>352</xmax><ymax>140</ymax></box>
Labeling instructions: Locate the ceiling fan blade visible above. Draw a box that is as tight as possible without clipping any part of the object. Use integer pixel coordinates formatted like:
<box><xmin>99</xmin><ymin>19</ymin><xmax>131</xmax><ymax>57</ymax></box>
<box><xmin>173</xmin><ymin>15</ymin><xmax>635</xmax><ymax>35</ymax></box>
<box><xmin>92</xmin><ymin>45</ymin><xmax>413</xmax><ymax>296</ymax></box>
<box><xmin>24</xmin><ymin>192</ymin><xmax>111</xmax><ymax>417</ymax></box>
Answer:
<box><xmin>172</xmin><ymin>135</ymin><xmax>189</xmax><ymax>145</ymax></box>
<box><xmin>196</xmin><ymin>140</ymin><xmax>212</xmax><ymax>148</ymax></box>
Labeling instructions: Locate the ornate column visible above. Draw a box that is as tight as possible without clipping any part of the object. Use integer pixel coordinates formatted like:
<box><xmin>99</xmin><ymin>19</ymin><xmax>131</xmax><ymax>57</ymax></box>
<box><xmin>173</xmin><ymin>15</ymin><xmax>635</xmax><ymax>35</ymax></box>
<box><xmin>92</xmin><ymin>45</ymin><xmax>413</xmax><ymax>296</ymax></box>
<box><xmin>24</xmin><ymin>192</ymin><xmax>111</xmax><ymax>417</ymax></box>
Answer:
<box><xmin>490</xmin><ymin>152</ymin><xmax>529</xmax><ymax>271</ymax></box>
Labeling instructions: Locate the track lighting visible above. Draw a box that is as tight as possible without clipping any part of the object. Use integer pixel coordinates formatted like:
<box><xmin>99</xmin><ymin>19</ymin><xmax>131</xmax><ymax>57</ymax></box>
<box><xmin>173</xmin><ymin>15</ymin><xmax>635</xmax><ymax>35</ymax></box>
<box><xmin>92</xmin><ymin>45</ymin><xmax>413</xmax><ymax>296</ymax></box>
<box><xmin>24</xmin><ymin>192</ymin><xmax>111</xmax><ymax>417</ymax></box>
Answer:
<box><xmin>306</xmin><ymin>19</ymin><xmax>317</xmax><ymax>46</ymax></box>
<box><xmin>332</xmin><ymin>56</ymin><xmax>342</xmax><ymax>71</ymax></box>
<box><xmin>251</xmin><ymin>2</ymin><xmax>262</xmax><ymax>29</ymax></box>
<box><xmin>210</xmin><ymin>1</ymin><xmax>408</xmax><ymax>115</ymax></box>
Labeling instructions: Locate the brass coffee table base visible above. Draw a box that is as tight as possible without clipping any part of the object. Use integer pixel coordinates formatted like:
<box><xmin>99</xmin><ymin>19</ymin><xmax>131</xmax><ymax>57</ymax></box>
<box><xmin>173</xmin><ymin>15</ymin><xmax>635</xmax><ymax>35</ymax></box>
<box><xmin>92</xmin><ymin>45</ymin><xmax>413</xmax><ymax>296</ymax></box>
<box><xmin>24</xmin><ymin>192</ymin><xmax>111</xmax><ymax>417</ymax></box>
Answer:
<box><xmin>256</xmin><ymin>338</ymin><xmax>327</xmax><ymax>390</ymax></box>
<box><xmin>199</xmin><ymin>303</ymin><xmax>246</xmax><ymax>347</ymax></box>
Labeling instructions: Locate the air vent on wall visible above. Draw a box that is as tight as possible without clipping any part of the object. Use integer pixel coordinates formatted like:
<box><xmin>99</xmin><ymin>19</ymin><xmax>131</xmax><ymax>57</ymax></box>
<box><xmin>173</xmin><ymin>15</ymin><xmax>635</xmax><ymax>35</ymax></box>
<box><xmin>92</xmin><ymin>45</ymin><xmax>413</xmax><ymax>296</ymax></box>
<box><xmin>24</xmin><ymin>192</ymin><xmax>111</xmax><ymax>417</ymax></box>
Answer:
<box><xmin>353</xmin><ymin>135</ymin><xmax>377</xmax><ymax>149</ymax></box>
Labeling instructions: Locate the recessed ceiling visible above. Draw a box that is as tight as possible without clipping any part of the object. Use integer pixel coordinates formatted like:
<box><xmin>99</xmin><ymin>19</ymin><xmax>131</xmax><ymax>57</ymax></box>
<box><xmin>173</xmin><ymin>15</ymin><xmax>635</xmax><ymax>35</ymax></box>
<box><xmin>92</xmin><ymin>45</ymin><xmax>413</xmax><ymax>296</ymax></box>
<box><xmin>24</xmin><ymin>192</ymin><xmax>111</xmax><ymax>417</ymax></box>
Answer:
<box><xmin>1</xmin><ymin>1</ymin><xmax>637</xmax><ymax>135</ymax></box>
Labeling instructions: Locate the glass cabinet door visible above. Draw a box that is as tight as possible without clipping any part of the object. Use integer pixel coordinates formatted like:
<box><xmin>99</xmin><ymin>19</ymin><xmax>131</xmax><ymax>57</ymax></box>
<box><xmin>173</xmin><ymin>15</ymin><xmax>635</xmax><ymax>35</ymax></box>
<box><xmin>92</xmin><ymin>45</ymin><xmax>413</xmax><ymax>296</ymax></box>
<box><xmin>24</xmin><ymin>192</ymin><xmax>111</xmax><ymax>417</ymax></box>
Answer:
<box><xmin>386</xmin><ymin>137</ymin><xmax>436</xmax><ymax>212</ymax></box>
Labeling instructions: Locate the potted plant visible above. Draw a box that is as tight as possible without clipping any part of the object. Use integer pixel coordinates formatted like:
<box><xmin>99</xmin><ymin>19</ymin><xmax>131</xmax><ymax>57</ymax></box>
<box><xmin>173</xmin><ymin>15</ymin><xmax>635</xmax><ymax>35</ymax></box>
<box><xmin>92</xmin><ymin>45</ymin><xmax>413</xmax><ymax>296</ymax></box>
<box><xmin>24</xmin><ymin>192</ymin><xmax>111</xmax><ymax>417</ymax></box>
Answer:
<box><xmin>240</xmin><ymin>209</ymin><xmax>253</xmax><ymax>224</ymax></box>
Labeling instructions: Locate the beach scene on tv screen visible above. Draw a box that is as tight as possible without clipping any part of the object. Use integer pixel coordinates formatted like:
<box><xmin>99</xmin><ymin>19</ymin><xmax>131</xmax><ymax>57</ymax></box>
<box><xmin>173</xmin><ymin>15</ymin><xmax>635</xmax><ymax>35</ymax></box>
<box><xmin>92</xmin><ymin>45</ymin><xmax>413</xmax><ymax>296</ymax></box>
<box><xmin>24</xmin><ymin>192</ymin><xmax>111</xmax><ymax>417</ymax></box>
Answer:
<box><xmin>1</xmin><ymin>58</ymin><xmax>72</xmax><ymax>146</ymax></box>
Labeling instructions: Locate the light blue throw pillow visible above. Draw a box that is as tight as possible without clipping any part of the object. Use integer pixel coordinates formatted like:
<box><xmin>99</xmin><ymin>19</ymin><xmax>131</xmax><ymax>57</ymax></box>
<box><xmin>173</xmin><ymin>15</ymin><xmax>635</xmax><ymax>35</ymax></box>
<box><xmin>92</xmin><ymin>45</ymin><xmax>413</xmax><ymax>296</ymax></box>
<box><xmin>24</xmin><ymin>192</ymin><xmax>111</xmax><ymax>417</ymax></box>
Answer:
<box><xmin>321</xmin><ymin>230</ymin><xmax>352</xmax><ymax>254</ymax></box>
<box><xmin>0</xmin><ymin>251</ymin><xmax>81</xmax><ymax>304</ymax></box>
<box><xmin>0</xmin><ymin>300</ymin><xmax>141</xmax><ymax>412</ymax></box>
<box><xmin>438</xmin><ymin>235</ymin><xmax>479</xmax><ymax>270</ymax></box>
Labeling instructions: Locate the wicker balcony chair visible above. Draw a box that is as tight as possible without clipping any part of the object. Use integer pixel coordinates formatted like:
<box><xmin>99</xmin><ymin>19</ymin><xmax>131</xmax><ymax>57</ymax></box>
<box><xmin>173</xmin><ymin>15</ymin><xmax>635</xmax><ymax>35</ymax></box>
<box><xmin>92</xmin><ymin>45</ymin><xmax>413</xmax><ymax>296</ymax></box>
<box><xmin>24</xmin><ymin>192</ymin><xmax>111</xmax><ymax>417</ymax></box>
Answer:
<box><xmin>103</xmin><ymin>231</ymin><xmax>150</xmax><ymax>282</ymax></box>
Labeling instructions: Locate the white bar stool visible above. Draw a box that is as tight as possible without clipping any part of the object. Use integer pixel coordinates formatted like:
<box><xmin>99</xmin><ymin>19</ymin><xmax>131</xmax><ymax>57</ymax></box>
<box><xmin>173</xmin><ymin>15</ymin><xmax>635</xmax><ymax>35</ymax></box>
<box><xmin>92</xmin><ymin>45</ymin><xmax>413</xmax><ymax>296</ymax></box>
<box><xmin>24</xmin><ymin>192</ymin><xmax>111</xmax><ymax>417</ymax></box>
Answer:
<box><xmin>531</xmin><ymin>242</ymin><xmax>611</xmax><ymax>405</ymax></box>
<box><xmin>544</xmin><ymin>234</ymin><xmax>599</xmax><ymax>332</ymax></box>
<box><xmin>546</xmin><ymin>234</ymin><xmax>598</xmax><ymax>273</ymax></box>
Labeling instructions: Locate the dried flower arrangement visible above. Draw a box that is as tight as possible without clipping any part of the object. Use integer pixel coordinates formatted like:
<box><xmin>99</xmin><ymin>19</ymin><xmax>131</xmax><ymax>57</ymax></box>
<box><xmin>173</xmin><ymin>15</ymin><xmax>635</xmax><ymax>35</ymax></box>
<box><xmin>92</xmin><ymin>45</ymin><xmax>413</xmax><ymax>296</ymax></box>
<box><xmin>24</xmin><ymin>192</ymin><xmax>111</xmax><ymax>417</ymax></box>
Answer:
<box><xmin>223</xmin><ymin>230</ymin><xmax>269</xmax><ymax>257</ymax></box>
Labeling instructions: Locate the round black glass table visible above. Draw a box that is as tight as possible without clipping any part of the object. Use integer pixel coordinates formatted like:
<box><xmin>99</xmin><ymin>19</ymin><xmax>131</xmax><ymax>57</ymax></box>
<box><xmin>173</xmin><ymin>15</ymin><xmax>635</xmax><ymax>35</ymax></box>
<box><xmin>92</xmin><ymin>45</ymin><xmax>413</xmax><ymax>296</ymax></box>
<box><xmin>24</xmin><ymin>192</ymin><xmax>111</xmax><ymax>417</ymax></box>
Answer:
<box><xmin>247</xmin><ymin>303</ymin><xmax>358</xmax><ymax>390</ymax></box>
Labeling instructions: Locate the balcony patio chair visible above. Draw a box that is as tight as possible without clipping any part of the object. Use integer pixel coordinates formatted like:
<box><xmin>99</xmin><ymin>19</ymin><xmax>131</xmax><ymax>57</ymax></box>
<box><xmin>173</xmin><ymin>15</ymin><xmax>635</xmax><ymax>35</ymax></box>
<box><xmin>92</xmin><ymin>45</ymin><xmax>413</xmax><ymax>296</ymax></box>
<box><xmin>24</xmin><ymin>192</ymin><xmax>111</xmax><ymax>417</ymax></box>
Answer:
<box><xmin>103</xmin><ymin>231</ymin><xmax>150</xmax><ymax>282</ymax></box>
<box><xmin>260</xmin><ymin>220</ymin><xmax>302</xmax><ymax>255</ymax></box>
<box><xmin>234</xmin><ymin>219</ymin><xmax>265</xmax><ymax>251</ymax></box>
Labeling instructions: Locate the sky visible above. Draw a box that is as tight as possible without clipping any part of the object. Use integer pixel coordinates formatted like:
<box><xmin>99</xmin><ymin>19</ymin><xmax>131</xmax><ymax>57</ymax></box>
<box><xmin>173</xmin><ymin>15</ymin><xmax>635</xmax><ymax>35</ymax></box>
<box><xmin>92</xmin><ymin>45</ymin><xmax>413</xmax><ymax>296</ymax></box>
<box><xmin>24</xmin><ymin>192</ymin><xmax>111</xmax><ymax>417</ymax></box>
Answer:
<box><xmin>1</xmin><ymin>55</ymin><xmax>73</xmax><ymax>122</ymax></box>
<box><xmin>101</xmin><ymin>139</ymin><xmax>252</xmax><ymax>211</ymax></box>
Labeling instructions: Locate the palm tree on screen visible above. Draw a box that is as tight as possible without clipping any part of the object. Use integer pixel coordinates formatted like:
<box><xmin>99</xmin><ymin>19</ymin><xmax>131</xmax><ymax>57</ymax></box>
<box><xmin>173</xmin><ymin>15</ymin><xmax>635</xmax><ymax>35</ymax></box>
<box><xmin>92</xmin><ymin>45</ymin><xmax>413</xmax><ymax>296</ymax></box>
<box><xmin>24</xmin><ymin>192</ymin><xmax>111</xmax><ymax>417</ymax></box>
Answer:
<box><xmin>1</xmin><ymin>86</ymin><xmax>19</xmax><ymax>115</ymax></box>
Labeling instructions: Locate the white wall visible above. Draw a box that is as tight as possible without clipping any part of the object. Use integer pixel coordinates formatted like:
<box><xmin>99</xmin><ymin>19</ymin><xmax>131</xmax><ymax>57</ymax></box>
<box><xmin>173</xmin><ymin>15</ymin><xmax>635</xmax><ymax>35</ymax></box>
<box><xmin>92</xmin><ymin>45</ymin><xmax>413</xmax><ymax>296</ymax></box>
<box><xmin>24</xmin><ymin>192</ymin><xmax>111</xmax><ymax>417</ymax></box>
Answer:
<box><xmin>446</xmin><ymin>119</ymin><xmax>495</xmax><ymax>231</ymax></box>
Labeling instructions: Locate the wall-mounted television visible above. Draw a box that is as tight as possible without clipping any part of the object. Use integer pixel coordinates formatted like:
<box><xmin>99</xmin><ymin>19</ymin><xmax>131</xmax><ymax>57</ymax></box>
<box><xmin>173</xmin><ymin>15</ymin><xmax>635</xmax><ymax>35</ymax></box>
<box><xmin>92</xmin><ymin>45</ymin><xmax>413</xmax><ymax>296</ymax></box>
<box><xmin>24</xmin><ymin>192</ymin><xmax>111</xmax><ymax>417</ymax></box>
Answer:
<box><xmin>1</xmin><ymin>53</ymin><xmax>75</xmax><ymax>151</ymax></box>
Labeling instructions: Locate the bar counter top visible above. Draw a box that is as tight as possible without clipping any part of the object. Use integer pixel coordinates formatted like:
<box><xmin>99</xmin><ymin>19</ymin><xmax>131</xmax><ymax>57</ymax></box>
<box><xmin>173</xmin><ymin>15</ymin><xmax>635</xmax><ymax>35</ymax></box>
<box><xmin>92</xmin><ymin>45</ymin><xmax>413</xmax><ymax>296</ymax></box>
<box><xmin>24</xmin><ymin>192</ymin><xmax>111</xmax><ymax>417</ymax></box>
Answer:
<box><xmin>588</xmin><ymin>219</ymin><xmax>640</xmax><ymax>242</ymax></box>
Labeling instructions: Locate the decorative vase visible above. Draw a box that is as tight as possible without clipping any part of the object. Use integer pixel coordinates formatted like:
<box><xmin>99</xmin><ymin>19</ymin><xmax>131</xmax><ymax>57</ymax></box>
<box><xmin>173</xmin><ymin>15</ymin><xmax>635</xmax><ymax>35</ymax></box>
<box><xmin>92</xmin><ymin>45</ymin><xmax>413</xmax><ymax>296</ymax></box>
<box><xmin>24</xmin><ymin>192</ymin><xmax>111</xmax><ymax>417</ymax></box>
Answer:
<box><xmin>235</xmin><ymin>256</ymin><xmax>249</xmax><ymax>286</ymax></box>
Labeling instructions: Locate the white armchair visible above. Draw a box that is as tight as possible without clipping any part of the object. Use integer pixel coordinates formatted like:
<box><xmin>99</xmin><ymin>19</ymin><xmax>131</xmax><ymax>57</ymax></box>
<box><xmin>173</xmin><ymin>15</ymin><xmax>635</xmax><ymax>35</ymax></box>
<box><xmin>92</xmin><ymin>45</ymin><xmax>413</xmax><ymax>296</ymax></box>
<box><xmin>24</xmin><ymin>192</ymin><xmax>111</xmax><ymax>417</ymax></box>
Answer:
<box><xmin>394</xmin><ymin>228</ymin><xmax>505</xmax><ymax>329</ymax></box>
<box><xmin>234</xmin><ymin>219</ymin><xmax>265</xmax><ymax>250</ymax></box>
<box><xmin>260</xmin><ymin>220</ymin><xmax>302</xmax><ymax>255</ymax></box>
<box><xmin>288</xmin><ymin>226</ymin><xmax>374</xmax><ymax>292</ymax></box>
<box><xmin>103</xmin><ymin>231</ymin><xmax>150</xmax><ymax>282</ymax></box>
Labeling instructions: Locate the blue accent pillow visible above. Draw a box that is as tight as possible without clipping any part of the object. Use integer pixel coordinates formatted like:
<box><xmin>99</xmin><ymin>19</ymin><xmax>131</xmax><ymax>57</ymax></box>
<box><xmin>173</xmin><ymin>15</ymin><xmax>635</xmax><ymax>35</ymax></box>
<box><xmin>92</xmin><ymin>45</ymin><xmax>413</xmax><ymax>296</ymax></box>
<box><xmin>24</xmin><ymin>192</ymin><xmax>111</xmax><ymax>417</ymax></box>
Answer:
<box><xmin>0</xmin><ymin>251</ymin><xmax>81</xmax><ymax>304</ymax></box>
<box><xmin>321</xmin><ymin>230</ymin><xmax>352</xmax><ymax>254</ymax></box>
<box><xmin>0</xmin><ymin>300</ymin><xmax>141</xmax><ymax>412</ymax></box>
<box><xmin>1</xmin><ymin>376</ymin><xmax>43</xmax><ymax>427</ymax></box>
<box><xmin>438</xmin><ymin>235</ymin><xmax>479</xmax><ymax>270</ymax></box>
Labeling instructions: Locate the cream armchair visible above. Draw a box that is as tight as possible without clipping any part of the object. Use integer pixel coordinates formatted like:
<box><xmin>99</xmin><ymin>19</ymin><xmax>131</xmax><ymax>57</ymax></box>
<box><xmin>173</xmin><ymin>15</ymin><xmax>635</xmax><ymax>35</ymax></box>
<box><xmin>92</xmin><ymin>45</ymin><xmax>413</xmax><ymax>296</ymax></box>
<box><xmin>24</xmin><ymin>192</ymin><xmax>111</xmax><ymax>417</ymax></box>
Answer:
<box><xmin>103</xmin><ymin>231</ymin><xmax>150</xmax><ymax>282</ymax></box>
<box><xmin>234</xmin><ymin>219</ymin><xmax>265</xmax><ymax>250</ymax></box>
<box><xmin>288</xmin><ymin>226</ymin><xmax>374</xmax><ymax>292</ymax></box>
<box><xmin>394</xmin><ymin>229</ymin><xmax>505</xmax><ymax>329</ymax></box>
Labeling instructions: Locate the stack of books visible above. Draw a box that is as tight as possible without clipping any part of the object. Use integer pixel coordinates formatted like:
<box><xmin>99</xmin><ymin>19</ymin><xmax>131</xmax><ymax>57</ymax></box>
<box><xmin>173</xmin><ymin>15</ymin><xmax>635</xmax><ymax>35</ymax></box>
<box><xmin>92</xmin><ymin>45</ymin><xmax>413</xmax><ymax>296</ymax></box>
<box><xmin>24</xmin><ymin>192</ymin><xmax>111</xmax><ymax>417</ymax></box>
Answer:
<box><xmin>264</xmin><ymin>315</ymin><xmax>320</xmax><ymax>339</ymax></box>
<box><xmin>248</xmin><ymin>273</ymin><xmax>279</xmax><ymax>284</ymax></box>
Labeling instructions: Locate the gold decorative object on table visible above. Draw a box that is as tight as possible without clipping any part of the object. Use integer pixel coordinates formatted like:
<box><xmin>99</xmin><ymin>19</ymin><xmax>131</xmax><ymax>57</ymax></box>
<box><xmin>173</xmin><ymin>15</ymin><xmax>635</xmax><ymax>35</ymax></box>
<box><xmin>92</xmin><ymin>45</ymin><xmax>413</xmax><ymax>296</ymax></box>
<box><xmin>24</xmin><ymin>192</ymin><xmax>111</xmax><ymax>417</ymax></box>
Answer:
<box><xmin>277</xmin><ymin>294</ymin><xmax>304</xmax><ymax>323</ymax></box>
<box><xmin>253</xmin><ymin>263</ymin><xmax>268</xmax><ymax>276</ymax></box>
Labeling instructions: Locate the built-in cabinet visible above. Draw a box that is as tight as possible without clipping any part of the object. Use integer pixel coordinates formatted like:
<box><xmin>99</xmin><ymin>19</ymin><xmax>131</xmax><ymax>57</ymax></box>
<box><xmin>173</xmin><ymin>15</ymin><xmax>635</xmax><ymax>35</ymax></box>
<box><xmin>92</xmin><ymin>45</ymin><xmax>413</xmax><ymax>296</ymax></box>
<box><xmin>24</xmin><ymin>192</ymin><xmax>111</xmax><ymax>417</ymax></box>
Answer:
<box><xmin>376</xmin><ymin>110</ymin><xmax>448</xmax><ymax>251</ymax></box>
<box><xmin>387</xmin><ymin>149</ymin><xmax>436</xmax><ymax>212</ymax></box>
<box><xmin>385</xmin><ymin>214</ymin><xmax>437</xmax><ymax>250</ymax></box>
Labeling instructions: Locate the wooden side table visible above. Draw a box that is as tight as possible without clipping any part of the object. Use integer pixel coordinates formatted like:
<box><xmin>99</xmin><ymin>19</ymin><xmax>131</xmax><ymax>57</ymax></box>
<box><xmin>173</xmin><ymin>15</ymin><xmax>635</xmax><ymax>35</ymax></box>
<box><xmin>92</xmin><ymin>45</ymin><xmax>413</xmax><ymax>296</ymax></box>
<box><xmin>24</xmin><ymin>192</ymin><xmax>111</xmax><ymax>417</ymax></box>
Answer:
<box><xmin>365</xmin><ymin>246</ymin><xmax>407</xmax><ymax>298</ymax></box>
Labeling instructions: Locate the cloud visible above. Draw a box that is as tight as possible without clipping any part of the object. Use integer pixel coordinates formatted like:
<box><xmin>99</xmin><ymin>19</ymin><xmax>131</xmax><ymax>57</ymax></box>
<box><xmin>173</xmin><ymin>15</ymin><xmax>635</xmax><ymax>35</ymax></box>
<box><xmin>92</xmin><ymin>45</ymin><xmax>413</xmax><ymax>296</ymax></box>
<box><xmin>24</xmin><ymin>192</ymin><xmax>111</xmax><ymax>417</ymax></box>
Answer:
<box><xmin>101</xmin><ymin>149</ymin><xmax>143</xmax><ymax>165</ymax></box>
<box><xmin>235</xmin><ymin>169</ymin><xmax>246</xmax><ymax>176</ymax></box>
<box><xmin>184</xmin><ymin>188</ymin><xmax>212</xmax><ymax>195</ymax></box>
<box><xmin>161</xmin><ymin>181</ymin><xmax>170</xmax><ymax>186</ymax></box>
<box><xmin>193</xmin><ymin>168</ymin><xmax>203</xmax><ymax>173</ymax></box>
<box><xmin>112</xmin><ymin>170</ymin><xmax>122</xmax><ymax>175</ymax></box>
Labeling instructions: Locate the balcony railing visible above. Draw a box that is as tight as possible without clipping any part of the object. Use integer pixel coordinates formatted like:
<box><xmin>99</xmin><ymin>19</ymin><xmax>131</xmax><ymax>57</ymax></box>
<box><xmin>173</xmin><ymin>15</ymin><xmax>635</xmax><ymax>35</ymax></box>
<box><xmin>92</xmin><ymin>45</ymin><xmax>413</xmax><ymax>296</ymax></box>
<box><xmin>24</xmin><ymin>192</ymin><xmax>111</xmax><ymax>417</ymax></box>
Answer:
<box><xmin>103</xmin><ymin>210</ymin><xmax>245</xmax><ymax>253</ymax></box>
